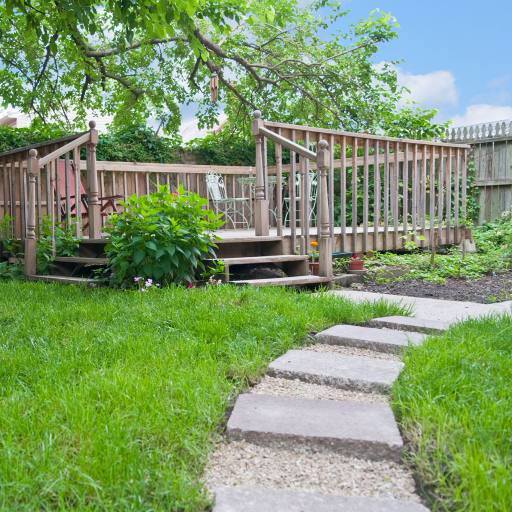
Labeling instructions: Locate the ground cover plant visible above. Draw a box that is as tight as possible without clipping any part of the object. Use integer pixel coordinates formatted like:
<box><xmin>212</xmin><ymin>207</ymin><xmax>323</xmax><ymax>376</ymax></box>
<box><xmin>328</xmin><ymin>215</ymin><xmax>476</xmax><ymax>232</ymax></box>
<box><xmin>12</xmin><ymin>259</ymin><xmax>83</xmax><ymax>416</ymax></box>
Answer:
<box><xmin>393</xmin><ymin>314</ymin><xmax>512</xmax><ymax>511</ymax></box>
<box><xmin>0</xmin><ymin>281</ymin><xmax>404</xmax><ymax>511</ymax></box>
<box><xmin>362</xmin><ymin>212</ymin><xmax>512</xmax><ymax>285</ymax></box>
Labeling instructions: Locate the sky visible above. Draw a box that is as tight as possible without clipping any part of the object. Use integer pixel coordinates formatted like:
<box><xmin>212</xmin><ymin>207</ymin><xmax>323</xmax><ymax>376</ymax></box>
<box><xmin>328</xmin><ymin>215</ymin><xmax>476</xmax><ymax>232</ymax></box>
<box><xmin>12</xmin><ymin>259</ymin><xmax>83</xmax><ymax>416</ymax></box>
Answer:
<box><xmin>339</xmin><ymin>0</ymin><xmax>512</xmax><ymax>126</ymax></box>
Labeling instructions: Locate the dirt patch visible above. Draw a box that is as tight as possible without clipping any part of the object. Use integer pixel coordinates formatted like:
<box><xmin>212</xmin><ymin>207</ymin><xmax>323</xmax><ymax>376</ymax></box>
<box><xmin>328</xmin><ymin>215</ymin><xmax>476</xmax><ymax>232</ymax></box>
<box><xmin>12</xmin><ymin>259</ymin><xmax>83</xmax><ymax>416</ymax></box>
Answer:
<box><xmin>359</xmin><ymin>271</ymin><xmax>512</xmax><ymax>304</ymax></box>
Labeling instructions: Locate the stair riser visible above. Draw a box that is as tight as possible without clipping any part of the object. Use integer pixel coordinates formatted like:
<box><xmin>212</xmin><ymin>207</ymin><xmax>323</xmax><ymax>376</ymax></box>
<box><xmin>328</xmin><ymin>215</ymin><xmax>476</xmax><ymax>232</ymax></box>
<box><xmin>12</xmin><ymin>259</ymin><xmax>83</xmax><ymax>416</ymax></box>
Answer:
<box><xmin>226</xmin><ymin>431</ymin><xmax>402</xmax><ymax>463</ymax></box>
<box><xmin>266</xmin><ymin>369</ymin><xmax>391</xmax><ymax>394</ymax></box>
<box><xmin>315</xmin><ymin>335</ymin><xmax>403</xmax><ymax>354</ymax></box>
<box><xmin>215</xmin><ymin>240</ymin><xmax>284</xmax><ymax>259</ymax></box>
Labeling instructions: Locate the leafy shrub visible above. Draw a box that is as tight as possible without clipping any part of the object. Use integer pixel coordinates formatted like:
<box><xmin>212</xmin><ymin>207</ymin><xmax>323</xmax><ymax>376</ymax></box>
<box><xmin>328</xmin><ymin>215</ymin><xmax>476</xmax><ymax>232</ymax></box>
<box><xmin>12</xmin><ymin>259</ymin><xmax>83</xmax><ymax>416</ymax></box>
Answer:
<box><xmin>104</xmin><ymin>185</ymin><xmax>223</xmax><ymax>287</ymax></box>
<box><xmin>96</xmin><ymin>124</ymin><xmax>180</xmax><ymax>163</ymax></box>
<box><xmin>36</xmin><ymin>217</ymin><xmax>80</xmax><ymax>274</ymax></box>
<box><xmin>0</xmin><ymin>121</ymin><xmax>69</xmax><ymax>153</ymax></box>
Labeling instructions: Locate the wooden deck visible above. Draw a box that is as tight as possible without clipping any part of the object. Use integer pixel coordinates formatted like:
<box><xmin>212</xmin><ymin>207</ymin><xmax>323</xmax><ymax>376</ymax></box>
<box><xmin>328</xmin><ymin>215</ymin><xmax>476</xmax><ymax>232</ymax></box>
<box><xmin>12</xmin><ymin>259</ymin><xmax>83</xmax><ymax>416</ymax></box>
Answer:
<box><xmin>216</xmin><ymin>225</ymin><xmax>465</xmax><ymax>253</ymax></box>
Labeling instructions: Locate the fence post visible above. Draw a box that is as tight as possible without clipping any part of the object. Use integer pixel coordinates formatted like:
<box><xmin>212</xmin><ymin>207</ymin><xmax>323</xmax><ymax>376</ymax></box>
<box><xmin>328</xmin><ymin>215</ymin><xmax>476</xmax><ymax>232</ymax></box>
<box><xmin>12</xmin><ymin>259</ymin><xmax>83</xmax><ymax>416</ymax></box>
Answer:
<box><xmin>317</xmin><ymin>140</ymin><xmax>332</xmax><ymax>278</ymax></box>
<box><xmin>86</xmin><ymin>120</ymin><xmax>101</xmax><ymax>238</ymax></box>
<box><xmin>24</xmin><ymin>149</ymin><xmax>38</xmax><ymax>276</ymax></box>
<box><xmin>251</xmin><ymin>110</ymin><xmax>269</xmax><ymax>236</ymax></box>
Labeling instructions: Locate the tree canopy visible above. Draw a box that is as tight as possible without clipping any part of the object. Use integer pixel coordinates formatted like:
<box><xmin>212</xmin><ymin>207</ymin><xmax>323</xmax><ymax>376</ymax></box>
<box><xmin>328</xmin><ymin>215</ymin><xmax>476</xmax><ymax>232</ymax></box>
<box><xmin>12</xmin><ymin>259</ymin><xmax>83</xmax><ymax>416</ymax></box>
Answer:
<box><xmin>0</xmin><ymin>0</ymin><xmax>445</xmax><ymax>139</ymax></box>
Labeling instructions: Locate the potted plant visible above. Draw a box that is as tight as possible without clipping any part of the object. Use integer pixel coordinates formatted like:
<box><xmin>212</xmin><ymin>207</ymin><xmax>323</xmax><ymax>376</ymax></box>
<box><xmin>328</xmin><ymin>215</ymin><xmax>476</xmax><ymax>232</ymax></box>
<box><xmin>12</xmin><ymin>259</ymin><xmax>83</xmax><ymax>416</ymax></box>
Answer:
<box><xmin>309</xmin><ymin>240</ymin><xmax>319</xmax><ymax>275</ymax></box>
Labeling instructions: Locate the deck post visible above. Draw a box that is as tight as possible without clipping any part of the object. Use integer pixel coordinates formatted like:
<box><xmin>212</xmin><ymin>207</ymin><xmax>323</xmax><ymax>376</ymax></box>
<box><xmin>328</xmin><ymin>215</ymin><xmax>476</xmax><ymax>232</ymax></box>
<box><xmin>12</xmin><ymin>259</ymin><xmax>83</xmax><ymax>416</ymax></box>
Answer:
<box><xmin>24</xmin><ymin>149</ymin><xmax>38</xmax><ymax>276</ymax></box>
<box><xmin>86</xmin><ymin>120</ymin><xmax>101</xmax><ymax>239</ymax></box>
<box><xmin>252</xmin><ymin>111</ymin><xmax>269</xmax><ymax>236</ymax></box>
<box><xmin>317</xmin><ymin>140</ymin><xmax>332</xmax><ymax>278</ymax></box>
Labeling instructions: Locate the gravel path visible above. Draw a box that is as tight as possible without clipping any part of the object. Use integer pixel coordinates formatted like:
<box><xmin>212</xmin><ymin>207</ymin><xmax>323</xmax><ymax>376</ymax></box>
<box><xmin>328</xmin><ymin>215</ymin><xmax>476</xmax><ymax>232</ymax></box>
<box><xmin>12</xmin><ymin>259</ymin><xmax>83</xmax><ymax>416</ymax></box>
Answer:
<box><xmin>204</xmin><ymin>441</ymin><xmax>419</xmax><ymax>502</ymax></box>
<box><xmin>205</xmin><ymin>321</ymin><xmax>429</xmax><ymax>510</ymax></box>
<box><xmin>305</xmin><ymin>342</ymin><xmax>402</xmax><ymax>361</ymax></box>
<box><xmin>251</xmin><ymin>376</ymin><xmax>388</xmax><ymax>403</ymax></box>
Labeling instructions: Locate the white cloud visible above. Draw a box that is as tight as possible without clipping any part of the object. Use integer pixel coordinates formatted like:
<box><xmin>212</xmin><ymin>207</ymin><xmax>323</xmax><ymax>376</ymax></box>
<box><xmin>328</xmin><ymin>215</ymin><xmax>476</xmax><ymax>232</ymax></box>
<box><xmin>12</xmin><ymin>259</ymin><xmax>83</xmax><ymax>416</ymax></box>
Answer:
<box><xmin>179</xmin><ymin>112</ymin><xmax>227</xmax><ymax>141</ymax></box>
<box><xmin>396</xmin><ymin>68</ymin><xmax>458</xmax><ymax>107</ymax></box>
<box><xmin>450</xmin><ymin>104</ymin><xmax>512</xmax><ymax>127</ymax></box>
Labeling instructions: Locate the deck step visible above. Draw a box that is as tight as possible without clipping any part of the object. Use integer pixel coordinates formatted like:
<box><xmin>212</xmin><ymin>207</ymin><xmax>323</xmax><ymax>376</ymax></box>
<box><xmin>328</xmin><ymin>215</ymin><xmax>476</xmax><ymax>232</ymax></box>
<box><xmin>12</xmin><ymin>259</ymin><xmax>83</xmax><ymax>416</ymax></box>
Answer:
<box><xmin>227</xmin><ymin>393</ymin><xmax>403</xmax><ymax>461</ymax></box>
<box><xmin>213</xmin><ymin>487</ymin><xmax>429</xmax><ymax>512</ymax></box>
<box><xmin>369</xmin><ymin>315</ymin><xmax>450</xmax><ymax>334</ymax></box>
<box><xmin>315</xmin><ymin>324</ymin><xmax>426</xmax><ymax>354</ymax></box>
<box><xmin>27</xmin><ymin>275</ymin><xmax>101</xmax><ymax>286</ymax></box>
<box><xmin>54</xmin><ymin>256</ymin><xmax>108</xmax><ymax>265</ymax></box>
<box><xmin>214</xmin><ymin>255</ymin><xmax>308</xmax><ymax>266</ymax></box>
<box><xmin>268</xmin><ymin>349</ymin><xmax>403</xmax><ymax>393</ymax></box>
<box><xmin>232</xmin><ymin>275</ymin><xmax>331</xmax><ymax>287</ymax></box>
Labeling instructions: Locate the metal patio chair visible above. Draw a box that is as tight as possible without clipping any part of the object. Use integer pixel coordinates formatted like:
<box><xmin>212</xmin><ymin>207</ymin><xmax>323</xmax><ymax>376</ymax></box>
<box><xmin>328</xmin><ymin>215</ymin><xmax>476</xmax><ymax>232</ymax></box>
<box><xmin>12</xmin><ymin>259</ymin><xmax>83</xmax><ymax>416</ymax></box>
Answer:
<box><xmin>206</xmin><ymin>172</ymin><xmax>251</xmax><ymax>229</ymax></box>
<box><xmin>284</xmin><ymin>170</ymin><xmax>318</xmax><ymax>226</ymax></box>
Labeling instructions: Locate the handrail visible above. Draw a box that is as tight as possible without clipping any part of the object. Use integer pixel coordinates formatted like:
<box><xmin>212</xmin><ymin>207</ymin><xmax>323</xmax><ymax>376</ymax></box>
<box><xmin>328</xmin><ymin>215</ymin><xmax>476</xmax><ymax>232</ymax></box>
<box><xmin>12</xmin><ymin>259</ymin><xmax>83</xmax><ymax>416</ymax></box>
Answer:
<box><xmin>259</xmin><ymin>126</ymin><xmax>317</xmax><ymax>160</ymax></box>
<box><xmin>264</xmin><ymin>120</ymin><xmax>471</xmax><ymax>149</ymax></box>
<box><xmin>38</xmin><ymin>132</ymin><xmax>90</xmax><ymax>167</ymax></box>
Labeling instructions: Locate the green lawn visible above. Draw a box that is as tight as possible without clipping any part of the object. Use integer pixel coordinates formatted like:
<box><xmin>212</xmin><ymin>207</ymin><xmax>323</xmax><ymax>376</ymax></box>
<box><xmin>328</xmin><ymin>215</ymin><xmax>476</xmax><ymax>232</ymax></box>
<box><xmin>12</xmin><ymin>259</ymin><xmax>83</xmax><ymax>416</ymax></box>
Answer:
<box><xmin>0</xmin><ymin>281</ymin><xmax>403</xmax><ymax>511</ymax></box>
<box><xmin>393</xmin><ymin>315</ymin><xmax>512</xmax><ymax>511</ymax></box>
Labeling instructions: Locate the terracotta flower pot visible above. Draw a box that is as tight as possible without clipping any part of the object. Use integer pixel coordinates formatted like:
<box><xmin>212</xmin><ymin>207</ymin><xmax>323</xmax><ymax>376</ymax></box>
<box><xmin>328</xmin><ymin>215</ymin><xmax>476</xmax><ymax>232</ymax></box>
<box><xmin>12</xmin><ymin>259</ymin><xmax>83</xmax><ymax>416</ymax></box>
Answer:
<box><xmin>348</xmin><ymin>254</ymin><xmax>364</xmax><ymax>271</ymax></box>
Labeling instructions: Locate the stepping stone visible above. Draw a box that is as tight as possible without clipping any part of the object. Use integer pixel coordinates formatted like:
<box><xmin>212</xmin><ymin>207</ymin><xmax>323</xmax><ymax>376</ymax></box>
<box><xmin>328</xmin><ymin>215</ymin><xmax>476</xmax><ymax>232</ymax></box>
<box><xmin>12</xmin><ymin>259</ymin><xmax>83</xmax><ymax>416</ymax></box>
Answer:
<box><xmin>369</xmin><ymin>316</ymin><xmax>450</xmax><ymax>334</ymax></box>
<box><xmin>315</xmin><ymin>324</ymin><xmax>426</xmax><ymax>354</ymax></box>
<box><xmin>213</xmin><ymin>487</ymin><xmax>429</xmax><ymax>512</ymax></box>
<box><xmin>227</xmin><ymin>394</ymin><xmax>403</xmax><ymax>461</ymax></box>
<box><xmin>268</xmin><ymin>349</ymin><xmax>403</xmax><ymax>393</ymax></box>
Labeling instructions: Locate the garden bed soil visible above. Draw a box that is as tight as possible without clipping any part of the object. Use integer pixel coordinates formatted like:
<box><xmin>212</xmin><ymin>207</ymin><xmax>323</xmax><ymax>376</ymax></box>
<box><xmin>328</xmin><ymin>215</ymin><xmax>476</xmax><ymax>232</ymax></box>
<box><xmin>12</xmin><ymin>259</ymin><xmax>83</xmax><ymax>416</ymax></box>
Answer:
<box><xmin>359</xmin><ymin>270</ymin><xmax>512</xmax><ymax>304</ymax></box>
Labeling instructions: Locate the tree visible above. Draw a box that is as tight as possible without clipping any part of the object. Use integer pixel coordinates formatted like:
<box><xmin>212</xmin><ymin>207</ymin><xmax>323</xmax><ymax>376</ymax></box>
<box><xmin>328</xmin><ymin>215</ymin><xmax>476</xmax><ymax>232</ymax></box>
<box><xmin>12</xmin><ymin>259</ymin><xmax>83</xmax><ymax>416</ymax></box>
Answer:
<box><xmin>0</xmin><ymin>0</ymin><xmax>443</xmax><ymax>138</ymax></box>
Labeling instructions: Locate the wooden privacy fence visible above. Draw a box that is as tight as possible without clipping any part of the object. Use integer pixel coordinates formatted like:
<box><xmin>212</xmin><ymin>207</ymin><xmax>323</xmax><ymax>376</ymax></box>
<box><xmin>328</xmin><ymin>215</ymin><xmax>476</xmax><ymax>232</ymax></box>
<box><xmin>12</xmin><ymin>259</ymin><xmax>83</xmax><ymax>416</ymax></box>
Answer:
<box><xmin>445</xmin><ymin>120</ymin><xmax>512</xmax><ymax>224</ymax></box>
<box><xmin>252</xmin><ymin>112</ymin><xmax>471</xmax><ymax>255</ymax></box>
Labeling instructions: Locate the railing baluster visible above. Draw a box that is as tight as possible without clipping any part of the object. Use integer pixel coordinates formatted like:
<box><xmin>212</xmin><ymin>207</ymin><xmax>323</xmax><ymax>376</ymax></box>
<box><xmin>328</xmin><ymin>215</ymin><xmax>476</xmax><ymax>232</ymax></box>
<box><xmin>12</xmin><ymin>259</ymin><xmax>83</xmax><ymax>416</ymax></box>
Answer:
<box><xmin>86</xmin><ymin>121</ymin><xmax>101</xmax><ymax>238</ymax></box>
<box><xmin>393</xmin><ymin>141</ymin><xmax>399</xmax><ymax>249</ymax></box>
<box><xmin>454</xmin><ymin>148</ymin><xmax>460</xmax><ymax>242</ymax></box>
<box><xmin>303</xmin><ymin>131</ymin><xmax>310</xmax><ymax>252</ymax></box>
<box><xmin>24</xmin><ymin>149</ymin><xmax>38</xmax><ymax>275</ymax></box>
<box><xmin>275</xmin><ymin>129</ymin><xmax>283</xmax><ymax>237</ymax></box>
<box><xmin>290</xmin><ymin>129</ymin><xmax>297</xmax><ymax>252</ymax></box>
<box><xmin>362</xmin><ymin>138</ymin><xmax>369</xmax><ymax>253</ymax></box>
<box><xmin>429</xmin><ymin>145</ymin><xmax>436</xmax><ymax>251</ymax></box>
<box><xmin>438</xmin><ymin>147</ymin><xmax>444</xmax><ymax>241</ymax></box>
<box><xmin>445</xmin><ymin>148</ymin><xmax>452</xmax><ymax>245</ymax></box>
<box><xmin>317</xmin><ymin>140</ymin><xmax>332</xmax><ymax>278</ymax></box>
<box><xmin>373</xmin><ymin>140</ymin><xmax>380</xmax><ymax>251</ymax></box>
<box><xmin>411</xmin><ymin>144</ymin><xmax>418</xmax><ymax>240</ymax></box>
<box><xmin>383</xmin><ymin>141</ymin><xmax>389</xmax><ymax>251</ymax></box>
<box><xmin>251</xmin><ymin>111</ymin><xmax>269</xmax><ymax>236</ymax></box>
<box><xmin>73</xmin><ymin>147</ymin><xmax>81</xmax><ymax>238</ymax></box>
<box><xmin>402</xmin><ymin>143</ymin><xmax>409</xmax><ymax>243</ymax></box>
<box><xmin>340</xmin><ymin>136</ymin><xmax>347</xmax><ymax>252</ymax></box>
<box><xmin>328</xmin><ymin>134</ymin><xmax>335</xmax><ymax>240</ymax></box>
<box><xmin>351</xmin><ymin>137</ymin><xmax>358</xmax><ymax>253</ymax></box>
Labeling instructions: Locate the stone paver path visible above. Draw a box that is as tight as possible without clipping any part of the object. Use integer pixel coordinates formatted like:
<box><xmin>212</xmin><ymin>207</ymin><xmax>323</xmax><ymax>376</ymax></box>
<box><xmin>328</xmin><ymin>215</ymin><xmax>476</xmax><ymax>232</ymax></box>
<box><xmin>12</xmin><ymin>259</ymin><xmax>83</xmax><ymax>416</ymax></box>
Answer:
<box><xmin>205</xmin><ymin>314</ymin><xmax>440</xmax><ymax>511</ymax></box>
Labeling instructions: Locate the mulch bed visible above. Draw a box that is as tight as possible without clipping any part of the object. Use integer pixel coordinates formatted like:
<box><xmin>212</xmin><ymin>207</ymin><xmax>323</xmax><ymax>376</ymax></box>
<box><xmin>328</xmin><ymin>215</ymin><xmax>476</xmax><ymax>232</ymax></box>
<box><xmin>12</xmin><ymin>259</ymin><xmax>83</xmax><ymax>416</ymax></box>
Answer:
<box><xmin>359</xmin><ymin>270</ymin><xmax>512</xmax><ymax>304</ymax></box>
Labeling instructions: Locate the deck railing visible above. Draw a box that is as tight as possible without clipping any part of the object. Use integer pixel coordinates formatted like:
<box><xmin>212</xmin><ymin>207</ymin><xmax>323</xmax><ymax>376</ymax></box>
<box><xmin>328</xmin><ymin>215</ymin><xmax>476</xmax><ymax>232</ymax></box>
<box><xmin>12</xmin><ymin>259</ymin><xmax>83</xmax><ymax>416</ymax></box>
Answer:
<box><xmin>255</xmin><ymin>113</ymin><xmax>471</xmax><ymax>255</ymax></box>
<box><xmin>0</xmin><ymin>115</ymin><xmax>471</xmax><ymax>277</ymax></box>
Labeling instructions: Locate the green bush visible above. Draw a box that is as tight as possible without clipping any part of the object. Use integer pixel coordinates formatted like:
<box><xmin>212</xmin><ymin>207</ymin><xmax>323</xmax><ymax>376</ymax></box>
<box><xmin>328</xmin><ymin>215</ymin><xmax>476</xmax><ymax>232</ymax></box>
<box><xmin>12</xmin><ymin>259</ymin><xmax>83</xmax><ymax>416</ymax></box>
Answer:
<box><xmin>36</xmin><ymin>217</ymin><xmax>80</xmax><ymax>274</ymax></box>
<box><xmin>96</xmin><ymin>124</ymin><xmax>180</xmax><ymax>163</ymax></box>
<box><xmin>105</xmin><ymin>185</ymin><xmax>223</xmax><ymax>287</ymax></box>
<box><xmin>0</xmin><ymin>121</ymin><xmax>69</xmax><ymax>153</ymax></box>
